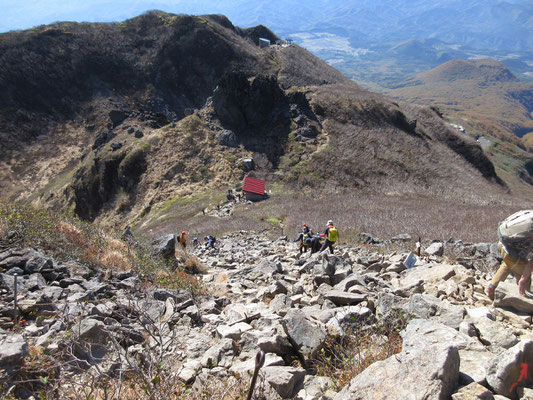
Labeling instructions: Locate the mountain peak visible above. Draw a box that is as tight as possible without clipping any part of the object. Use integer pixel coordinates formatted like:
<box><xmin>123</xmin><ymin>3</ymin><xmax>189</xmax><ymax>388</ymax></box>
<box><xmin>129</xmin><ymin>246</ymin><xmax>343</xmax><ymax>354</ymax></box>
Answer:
<box><xmin>418</xmin><ymin>58</ymin><xmax>518</xmax><ymax>84</ymax></box>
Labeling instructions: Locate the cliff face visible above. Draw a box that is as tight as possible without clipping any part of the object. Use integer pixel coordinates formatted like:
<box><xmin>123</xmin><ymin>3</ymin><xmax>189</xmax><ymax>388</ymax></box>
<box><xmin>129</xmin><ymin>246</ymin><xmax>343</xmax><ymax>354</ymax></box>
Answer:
<box><xmin>0</xmin><ymin>11</ymin><xmax>505</xmax><ymax>225</ymax></box>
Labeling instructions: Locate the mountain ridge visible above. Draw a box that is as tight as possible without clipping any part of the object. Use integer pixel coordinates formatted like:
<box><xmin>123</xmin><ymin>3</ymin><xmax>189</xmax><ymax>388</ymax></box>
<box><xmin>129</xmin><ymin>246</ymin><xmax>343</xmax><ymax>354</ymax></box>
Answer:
<box><xmin>0</xmin><ymin>12</ymin><xmax>515</xmax><ymax>229</ymax></box>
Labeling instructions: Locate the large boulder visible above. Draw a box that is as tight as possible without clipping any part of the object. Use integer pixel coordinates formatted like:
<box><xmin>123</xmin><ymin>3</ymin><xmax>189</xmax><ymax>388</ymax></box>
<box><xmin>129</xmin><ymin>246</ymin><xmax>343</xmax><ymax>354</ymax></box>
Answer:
<box><xmin>323</xmin><ymin>290</ymin><xmax>366</xmax><ymax>306</ymax></box>
<box><xmin>402</xmin><ymin>319</ymin><xmax>493</xmax><ymax>384</ymax></box>
<box><xmin>0</xmin><ymin>333</ymin><xmax>28</xmax><ymax>366</ymax></box>
<box><xmin>425</xmin><ymin>242</ymin><xmax>444</xmax><ymax>256</ymax></box>
<box><xmin>408</xmin><ymin>294</ymin><xmax>465</xmax><ymax>329</ymax></box>
<box><xmin>282</xmin><ymin>309</ymin><xmax>327</xmax><ymax>362</ymax></box>
<box><xmin>152</xmin><ymin>234</ymin><xmax>176</xmax><ymax>260</ymax></box>
<box><xmin>472</xmin><ymin>317</ymin><xmax>518</xmax><ymax>350</ymax></box>
<box><xmin>486</xmin><ymin>339</ymin><xmax>533</xmax><ymax>399</ymax></box>
<box><xmin>72</xmin><ymin>318</ymin><xmax>108</xmax><ymax>344</ymax></box>
<box><xmin>333</xmin><ymin>343</ymin><xmax>460</xmax><ymax>400</ymax></box>
<box><xmin>493</xmin><ymin>281</ymin><xmax>533</xmax><ymax>314</ymax></box>
<box><xmin>451</xmin><ymin>382</ymin><xmax>495</xmax><ymax>399</ymax></box>
<box><xmin>261</xmin><ymin>366</ymin><xmax>306</xmax><ymax>399</ymax></box>
<box><xmin>398</xmin><ymin>262</ymin><xmax>458</xmax><ymax>288</ymax></box>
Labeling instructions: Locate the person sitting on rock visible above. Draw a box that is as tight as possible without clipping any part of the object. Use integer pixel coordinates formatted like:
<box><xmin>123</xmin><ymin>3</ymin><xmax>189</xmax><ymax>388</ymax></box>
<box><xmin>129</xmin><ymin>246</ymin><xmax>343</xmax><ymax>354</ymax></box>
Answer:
<box><xmin>293</xmin><ymin>224</ymin><xmax>313</xmax><ymax>256</ymax></box>
<box><xmin>486</xmin><ymin>210</ymin><xmax>533</xmax><ymax>300</ymax></box>
<box><xmin>192</xmin><ymin>237</ymin><xmax>199</xmax><ymax>247</ymax></box>
<box><xmin>320</xmin><ymin>220</ymin><xmax>338</xmax><ymax>254</ymax></box>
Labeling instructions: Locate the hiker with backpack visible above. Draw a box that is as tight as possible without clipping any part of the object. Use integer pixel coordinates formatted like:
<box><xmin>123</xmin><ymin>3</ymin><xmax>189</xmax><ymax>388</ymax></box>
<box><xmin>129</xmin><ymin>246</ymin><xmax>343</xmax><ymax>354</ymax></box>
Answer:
<box><xmin>204</xmin><ymin>235</ymin><xmax>216</xmax><ymax>249</ymax></box>
<box><xmin>320</xmin><ymin>220</ymin><xmax>338</xmax><ymax>254</ymax></box>
<box><xmin>178</xmin><ymin>231</ymin><xmax>187</xmax><ymax>249</ymax></box>
<box><xmin>486</xmin><ymin>210</ymin><xmax>533</xmax><ymax>300</ymax></box>
<box><xmin>294</xmin><ymin>223</ymin><xmax>314</xmax><ymax>256</ymax></box>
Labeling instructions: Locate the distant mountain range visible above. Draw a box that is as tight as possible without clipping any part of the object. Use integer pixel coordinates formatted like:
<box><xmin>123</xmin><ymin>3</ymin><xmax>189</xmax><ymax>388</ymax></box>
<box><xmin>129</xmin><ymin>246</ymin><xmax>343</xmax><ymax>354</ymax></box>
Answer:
<box><xmin>3</xmin><ymin>1</ymin><xmax>533</xmax><ymax>85</ymax></box>
<box><xmin>384</xmin><ymin>58</ymin><xmax>533</xmax><ymax>194</ymax></box>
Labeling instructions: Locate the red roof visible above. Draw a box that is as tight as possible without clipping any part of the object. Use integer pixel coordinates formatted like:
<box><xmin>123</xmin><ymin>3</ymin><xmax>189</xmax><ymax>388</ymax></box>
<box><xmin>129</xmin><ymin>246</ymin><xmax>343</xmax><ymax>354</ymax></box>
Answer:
<box><xmin>243</xmin><ymin>177</ymin><xmax>265</xmax><ymax>195</ymax></box>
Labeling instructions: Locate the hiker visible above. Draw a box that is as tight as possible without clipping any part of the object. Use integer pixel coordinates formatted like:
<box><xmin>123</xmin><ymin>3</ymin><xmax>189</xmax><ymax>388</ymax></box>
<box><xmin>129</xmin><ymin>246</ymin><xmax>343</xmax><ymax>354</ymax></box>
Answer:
<box><xmin>294</xmin><ymin>224</ymin><xmax>314</xmax><ymax>256</ymax></box>
<box><xmin>192</xmin><ymin>237</ymin><xmax>199</xmax><ymax>247</ymax></box>
<box><xmin>320</xmin><ymin>220</ymin><xmax>338</xmax><ymax>254</ymax></box>
<box><xmin>227</xmin><ymin>189</ymin><xmax>235</xmax><ymax>202</ymax></box>
<box><xmin>205</xmin><ymin>235</ymin><xmax>216</xmax><ymax>249</ymax></box>
<box><xmin>178</xmin><ymin>231</ymin><xmax>187</xmax><ymax>249</ymax></box>
<box><xmin>201</xmin><ymin>208</ymin><xmax>206</xmax><ymax>215</ymax></box>
<box><xmin>486</xmin><ymin>210</ymin><xmax>533</xmax><ymax>300</ymax></box>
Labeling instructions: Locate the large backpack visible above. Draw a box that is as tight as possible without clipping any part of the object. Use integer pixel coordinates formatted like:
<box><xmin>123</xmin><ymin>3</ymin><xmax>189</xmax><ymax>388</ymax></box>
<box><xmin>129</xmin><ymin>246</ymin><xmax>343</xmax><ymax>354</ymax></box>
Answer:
<box><xmin>327</xmin><ymin>226</ymin><xmax>338</xmax><ymax>242</ymax></box>
<box><xmin>499</xmin><ymin>210</ymin><xmax>533</xmax><ymax>241</ymax></box>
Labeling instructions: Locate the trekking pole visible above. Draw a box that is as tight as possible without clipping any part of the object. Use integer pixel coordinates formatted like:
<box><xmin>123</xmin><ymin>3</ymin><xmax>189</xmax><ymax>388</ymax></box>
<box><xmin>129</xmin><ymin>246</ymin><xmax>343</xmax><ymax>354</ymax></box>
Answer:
<box><xmin>247</xmin><ymin>350</ymin><xmax>265</xmax><ymax>400</ymax></box>
<box><xmin>13</xmin><ymin>273</ymin><xmax>18</xmax><ymax>326</ymax></box>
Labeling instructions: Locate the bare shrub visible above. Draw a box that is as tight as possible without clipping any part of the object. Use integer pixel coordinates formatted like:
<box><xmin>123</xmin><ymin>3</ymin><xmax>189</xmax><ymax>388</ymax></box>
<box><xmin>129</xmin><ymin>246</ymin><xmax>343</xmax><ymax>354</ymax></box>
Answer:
<box><xmin>311</xmin><ymin>311</ymin><xmax>409</xmax><ymax>390</ymax></box>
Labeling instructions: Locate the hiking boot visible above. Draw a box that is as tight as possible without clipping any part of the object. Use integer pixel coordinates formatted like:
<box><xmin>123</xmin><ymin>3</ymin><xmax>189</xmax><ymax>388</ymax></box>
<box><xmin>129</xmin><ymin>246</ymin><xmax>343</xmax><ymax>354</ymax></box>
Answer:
<box><xmin>486</xmin><ymin>285</ymin><xmax>495</xmax><ymax>301</ymax></box>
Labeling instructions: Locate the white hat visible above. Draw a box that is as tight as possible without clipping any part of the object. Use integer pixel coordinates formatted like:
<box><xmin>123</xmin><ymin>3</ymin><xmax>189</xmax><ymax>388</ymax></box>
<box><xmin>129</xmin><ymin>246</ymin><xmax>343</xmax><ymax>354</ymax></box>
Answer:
<box><xmin>327</xmin><ymin>220</ymin><xmax>333</xmax><ymax>225</ymax></box>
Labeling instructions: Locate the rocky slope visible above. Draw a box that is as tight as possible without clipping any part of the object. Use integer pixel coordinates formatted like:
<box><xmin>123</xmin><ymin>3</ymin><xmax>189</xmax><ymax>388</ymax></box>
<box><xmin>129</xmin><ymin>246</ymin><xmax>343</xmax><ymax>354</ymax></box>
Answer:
<box><xmin>1</xmin><ymin>232</ymin><xmax>533</xmax><ymax>399</ymax></box>
<box><xmin>0</xmin><ymin>12</ymin><xmax>509</xmax><ymax>229</ymax></box>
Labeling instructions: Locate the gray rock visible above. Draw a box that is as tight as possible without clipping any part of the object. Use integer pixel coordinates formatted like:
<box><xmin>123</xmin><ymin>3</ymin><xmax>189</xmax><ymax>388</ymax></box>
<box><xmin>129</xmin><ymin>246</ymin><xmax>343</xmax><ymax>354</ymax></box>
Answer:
<box><xmin>152</xmin><ymin>288</ymin><xmax>191</xmax><ymax>303</ymax></box>
<box><xmin>391</xmin><ymin>233</ymin><xmax>412</xmax><ymax>243</ymax></box>
<box><xmin>324</xmin><ymin>290</ymin><xmax>366</xmax><ymax>306</ymax></box>
<box><xmin>261</xmin><ymin>365</ymin><xmax>306</xmax><ymax>399</ymax></box>
<box><xmin>282</xmin><ymin>309</ymin><xmax>327</xmax><ymax>360</ymax></box>
<box><xmin>216</xmin><ymin>322</ymin><xmax>252</xmax><ymax>340</ymax></box>
<box><xmin>408</xmin><ymin>294</ymin><xmax>465</xmax><ymax>329</ymax></box>
<box><xmin>451</xmin><ymin>382</ymin><xmax>494</xmax><ymax>399</ymax></box>
<box><xmin>267</xmin><ymin>280</ymin><xmax>290</xmax><ymax>296</ymax></box>
<box><xmin>296</xmin><ymin>375</ymin><xmax>335</xmax><ymax>400</ymax></box>
<box><xmin>217</xmin><ymin>129</ymin><xmax>238</xmax><ymax>147</ymax></box>
<box><xmin>72</xmin><ymin>318</ymin><xmax>108</xmax><ymax>344</ymax></box>
<box><xmin>377</xmin><ymin>292</ymin><xmax>410</xmax><ymax>318</ymax></box>
<box><xmin>493</xmin><ymin>281</ymin><xmax>533</xmax><ymax>314</ymax></box>
<box><xmin>23</xmin><ymin>273</ymin><xmax>47</xmax><ymax>291</ymax></box>
<box><xmin>116</xmin><ymin>276</ymin><xmax>140</xmax><ymax>290</ymax></box>
<box><xmin>486</xmin><ymin>339</ymin><xmax>533</xmax><ymax>399</ymax></box>
<box><xmin>0</xmin><ymin>273</ymin><xmax>26</xmax><ymax>294</ymax></box>
<box><xmin>473</xmin><ymin>317</ymin><xmax>518</xmax><ymax>350</ymax></box>
<box><xmin>333</xmin><ymin>343</ymin><xmax>459</xmax><ymax>400</ymax></box>
<box><xmin>269</xmin><ymin>294</ymin><xmax>293</xmax><ymax>316</ymax></box>
<box><xmin>179</xmin><ymin>360</ymin><xmax>201</xmax><ymax>383</ymax></box>
<box><xmin>331</xmin><ymin>267</ymin><xmax>352</xmax><ymax>286</ymax></box>
<box><xmin>332</xmin><ymin>306</ymin><xmax>374</xmax><ymax>326</ymax></box>
<box><xmin>333</xmin><ymin>275</ymin><xmax>367</xmax><ymax>292</ymax></box>
<box><xmin>152</xmin><ymin>234</ymin><xmax>176</xmax><ymax>260</ymax></box>
<box><xmin>402</xmin><ymin>319</ymin><xmax>492</xmax><ymax>384</ymax></box>
<box><xmin>257</xmin><ymin>333</ymin><xmax>294</xmax><ymax>356</ymax></box>
<box><xmin>0</xmin><ymin>334</ymin><xmax>28</xmax><ymax>366</ymax></box>
<box><xmin>201</xmin><ymin>338</ymin><xmax>236</xmax><ymax>368</ymax></box>
<box><xmin>398</xmin><ymin>262</ymin><xmax>457</xmax><ymax>288</ymax></box>
<box><xmin>426</xmin><ymin>242</ymin><xmax>444</xmax><ymax>256</ymax></box>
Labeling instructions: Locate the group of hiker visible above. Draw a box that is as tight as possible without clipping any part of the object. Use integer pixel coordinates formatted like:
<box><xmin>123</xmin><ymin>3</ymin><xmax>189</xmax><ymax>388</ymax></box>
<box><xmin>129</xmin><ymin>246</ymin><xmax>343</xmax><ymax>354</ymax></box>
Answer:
<box><xmin>177</xmin><ymin>231</ymin><xmax>217</xmax><ymax>250</ymax></box>
<box><xmin>177</xmin><ymin>209</ymin><xmax>533</xmax><ymax>301</ymax></box>
<box><xmin>293</xmin><ymin>220</ymin><xmax>339</xmax><ymax>256</ymax></box>
<box><xmin>293</xmin><ymin>211</ymin><xmax>533</xmax><ymax>301</ymax></box>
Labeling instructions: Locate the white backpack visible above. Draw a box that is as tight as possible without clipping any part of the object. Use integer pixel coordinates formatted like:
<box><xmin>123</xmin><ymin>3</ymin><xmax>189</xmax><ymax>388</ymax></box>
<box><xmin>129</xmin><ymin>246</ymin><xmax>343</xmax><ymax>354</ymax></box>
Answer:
<box><xmin>499</xmin><ymin>210</ymin><xmax>533</xmax><ymax>241</ymax></box>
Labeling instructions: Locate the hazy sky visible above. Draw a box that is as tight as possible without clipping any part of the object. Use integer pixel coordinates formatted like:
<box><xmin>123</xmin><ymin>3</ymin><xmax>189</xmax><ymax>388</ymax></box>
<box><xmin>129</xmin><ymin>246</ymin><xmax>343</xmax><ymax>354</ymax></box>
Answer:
<box><xmin>0</xmin><ymin>0</ymin><xmax>234</xmax><ymax>33</ymax></box>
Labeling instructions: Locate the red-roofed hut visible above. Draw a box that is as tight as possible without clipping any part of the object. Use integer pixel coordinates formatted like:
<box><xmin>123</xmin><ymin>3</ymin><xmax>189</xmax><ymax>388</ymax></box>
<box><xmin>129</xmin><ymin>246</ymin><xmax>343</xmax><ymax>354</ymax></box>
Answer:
<box><xmin>242</xmin><ymin>177</ymin><xmax>266</xmax><ymax>202</ymax></box>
